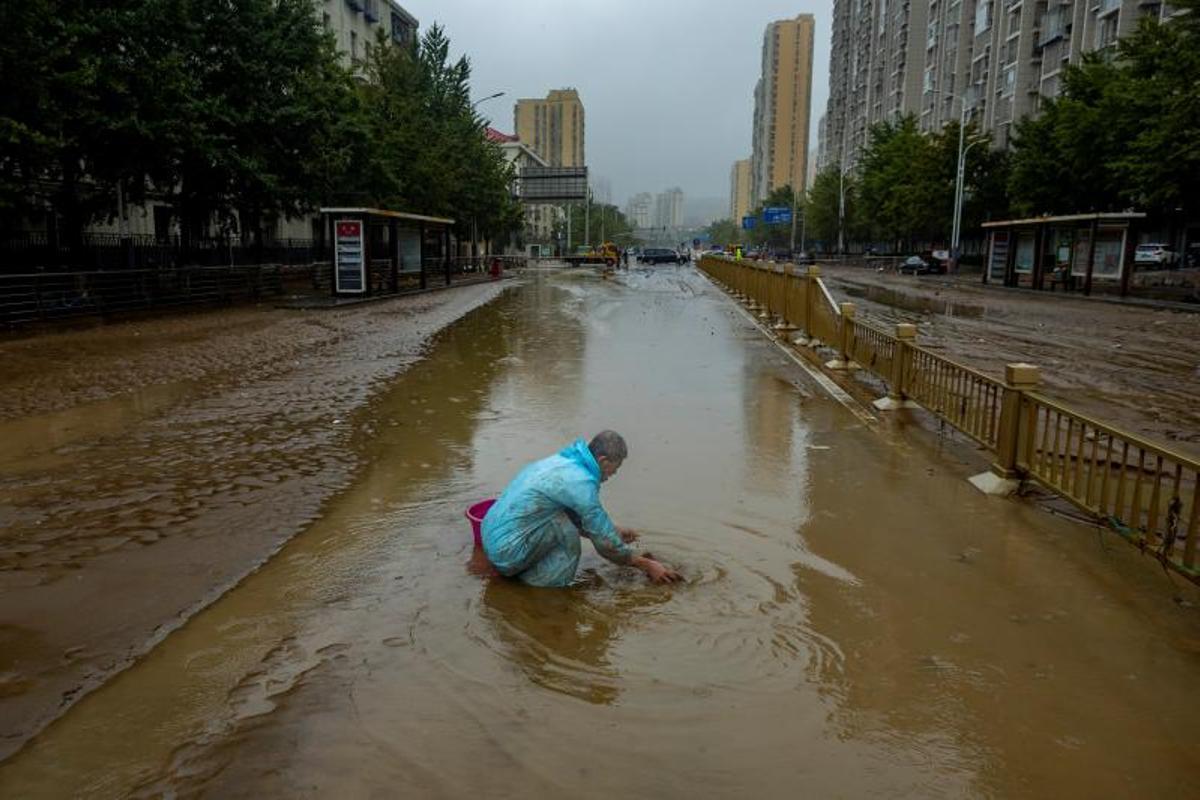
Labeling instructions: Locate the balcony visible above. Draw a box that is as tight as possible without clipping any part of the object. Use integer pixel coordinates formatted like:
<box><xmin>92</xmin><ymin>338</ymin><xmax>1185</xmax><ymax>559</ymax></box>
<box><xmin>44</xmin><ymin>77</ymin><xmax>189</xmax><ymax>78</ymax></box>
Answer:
<box><xmin>1098</xmin><ymin>0</ymin><xmax>1121</xmax><ymax>14</ymax></box>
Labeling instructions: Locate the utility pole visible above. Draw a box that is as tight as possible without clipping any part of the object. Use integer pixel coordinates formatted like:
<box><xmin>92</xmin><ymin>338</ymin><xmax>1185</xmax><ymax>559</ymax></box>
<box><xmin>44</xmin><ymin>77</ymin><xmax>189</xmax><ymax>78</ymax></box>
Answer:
<box><xmin>584</xmin><ymin>189</ymin><xmax>590</xmax><ymax>250</ymax></box>
<box><xmin>790</xmin><ymin>186</ymin><xmax>798</xmax><ymax>256</ymax></box>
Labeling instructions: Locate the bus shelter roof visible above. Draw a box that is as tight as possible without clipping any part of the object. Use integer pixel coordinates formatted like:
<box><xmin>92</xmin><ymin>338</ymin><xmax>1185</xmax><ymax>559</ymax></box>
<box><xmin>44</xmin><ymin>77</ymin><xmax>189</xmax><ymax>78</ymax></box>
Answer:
<box><xmin>981</xmin><ymin>212</ymin><xmax>1146</xmax><ymax>229</ymax></box>
<box><xmin>319</xmin><ymin>208</ymin><xmax>456</xmax><ymax>226</ymax></box>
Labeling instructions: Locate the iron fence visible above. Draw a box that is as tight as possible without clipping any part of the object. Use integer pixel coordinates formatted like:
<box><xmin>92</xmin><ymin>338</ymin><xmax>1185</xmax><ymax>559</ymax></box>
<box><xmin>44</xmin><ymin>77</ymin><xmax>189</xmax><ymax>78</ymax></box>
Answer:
<box><xmin>0</xmin><ymin>264</ymin><xmax>291</xmax><ymax>327</ymax></box>
<box><xmin>0</xmin><ymin>232</ymin><xmax>318</xmax><ymax>271</ymax></box>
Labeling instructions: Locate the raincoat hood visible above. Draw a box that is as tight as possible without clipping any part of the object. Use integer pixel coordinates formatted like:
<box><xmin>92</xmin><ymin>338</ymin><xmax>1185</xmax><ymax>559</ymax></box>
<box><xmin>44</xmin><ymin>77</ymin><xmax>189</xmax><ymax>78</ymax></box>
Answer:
<box><xmin>558</xmin><ymin>438</ymin><xmax>601</xmax><ymax>482</ymax></box>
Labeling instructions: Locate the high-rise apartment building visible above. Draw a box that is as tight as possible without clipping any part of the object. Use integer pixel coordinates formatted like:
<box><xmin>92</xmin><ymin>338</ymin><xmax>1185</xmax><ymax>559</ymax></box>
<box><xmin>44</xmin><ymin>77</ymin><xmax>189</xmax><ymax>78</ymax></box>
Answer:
<box><xmin>729</xmin><ymin>159</ymin><xmax>753</xmax><ymax>224</ymax></box>
<box><xmin>825</xmin><ymin>0</ymin><xmax>1181</xmax><ymax>167</ymax></box>
<box><xmin>825</xmin><ymin>0</ymin><xmax>929</xmax><ymax>171</ymax></box>
<box><xmin>655</xmin><ymin>188</ymin><xmax>685</xmax><ymax>230</ymax></box>
<box><xmin>626</xmin><ymin>193</ymin><xmax>653</xmax><ymax>229</ymax></box>
<box><xmin>750</xmin><ymin>15</ymin><xmax>817</xmax><ymax>206</ymax></box>
<box><xmin>513</xmin><ymin>89</ymin><xmax>586</xmax><ymax>167</ymax></box>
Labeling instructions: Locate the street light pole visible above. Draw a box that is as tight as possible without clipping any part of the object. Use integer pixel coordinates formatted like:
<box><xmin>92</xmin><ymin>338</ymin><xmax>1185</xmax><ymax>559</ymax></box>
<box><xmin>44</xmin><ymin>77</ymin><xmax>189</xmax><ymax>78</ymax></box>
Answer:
<box><xmin>790</xmin><ymin>186</ymin><xmax>798</xmax><ymax>256</ymax></box>
<box><xmin>950</xmin><ymin>101</ymin><xmax>968</xmax><ymax>268</ymax></box>
<box><xmin>471</xmin><ymin>91</ymin><xmax>505</xmax><ymax>110</ymax></box>
<box><xmin>952</xmin><ymin>136</ymin><xmax>987</xmax><ymax>269</ymax></box>
<box><xmin>469</xmin><ymin>92</ymin><xmax>504</xmax><ymax>266</ymax></box>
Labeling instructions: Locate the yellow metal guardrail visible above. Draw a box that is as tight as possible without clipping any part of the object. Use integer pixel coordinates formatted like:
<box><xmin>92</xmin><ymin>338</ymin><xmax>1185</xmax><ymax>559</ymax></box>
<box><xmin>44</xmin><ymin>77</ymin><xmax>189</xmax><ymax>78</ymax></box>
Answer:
<box><xmin>697</xmin><ymin>255</ymin><xmax>1199</xmax><ymax>583</ymax></box>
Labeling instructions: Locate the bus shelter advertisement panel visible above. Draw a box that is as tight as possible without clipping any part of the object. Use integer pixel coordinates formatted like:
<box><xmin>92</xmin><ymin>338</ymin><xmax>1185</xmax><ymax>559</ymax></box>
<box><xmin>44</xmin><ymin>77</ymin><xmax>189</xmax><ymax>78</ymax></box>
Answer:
<box><xmin>335</xmin><ymin>219</ymin><xmax>365</xmax><ymax>293</ymax></box>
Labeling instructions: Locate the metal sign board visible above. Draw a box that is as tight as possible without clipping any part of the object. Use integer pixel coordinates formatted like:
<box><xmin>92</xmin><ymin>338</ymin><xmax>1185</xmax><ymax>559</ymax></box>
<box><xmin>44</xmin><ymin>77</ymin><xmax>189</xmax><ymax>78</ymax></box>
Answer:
<box><xmin>519</xmin><ymin>166</ymin><xmax>589</xmax><ymax>202</ymax></box>
<box><xmin>763</xmin><ymin>207</ymin><xmax>792</xmax><ymax>225</ymax></box>
<box><xmin>741</xmin><ymin>216</ymin><xmax>757</xmax><ymax>230</ymax></box>
<box><xmin>334</xmin><ymin>219</ymin><xmax>365</xmax><ymax>294</ymax></box>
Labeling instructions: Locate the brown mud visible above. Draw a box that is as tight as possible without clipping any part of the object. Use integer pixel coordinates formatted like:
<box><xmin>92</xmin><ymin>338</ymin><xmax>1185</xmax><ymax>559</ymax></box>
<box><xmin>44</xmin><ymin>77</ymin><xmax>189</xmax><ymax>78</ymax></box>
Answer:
<box><xmin>0</xmin><ymin>281</ymin><xmax>508</xmax><ymax>759</ymax></box>
<box><xmin>1</xmin><ymin>266</ymin><xmax>1196</xmax><ymax>797</ymax></box>
<box><xmin>819</xmin><ymin>265</ymin><xmax>1200</xmax><ymax>459</ymax></box>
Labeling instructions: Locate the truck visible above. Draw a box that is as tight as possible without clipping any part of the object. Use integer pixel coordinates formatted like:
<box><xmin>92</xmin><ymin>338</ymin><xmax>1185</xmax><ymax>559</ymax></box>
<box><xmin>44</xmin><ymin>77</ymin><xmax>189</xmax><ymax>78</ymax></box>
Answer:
<box><xmin>561</xmin><ymin>242</ymin><xmax>620</xmax><ymax>268</ymax></box>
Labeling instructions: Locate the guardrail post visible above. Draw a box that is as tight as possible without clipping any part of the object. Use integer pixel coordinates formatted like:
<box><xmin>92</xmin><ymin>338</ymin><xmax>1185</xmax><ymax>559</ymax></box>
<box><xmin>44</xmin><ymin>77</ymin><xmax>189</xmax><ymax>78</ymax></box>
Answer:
<box><xmin>774</xmin><ymin>264</ymin><xmax>797</xmax><ymax>332</ymax></box>
<box><xmin>970</xmin><ymin>363</ymin><xmax>1040</xmax><ymax>496</ymax></box>
<box><xmin>795</xmin><ymin>265</ymin><xmax>820</xmax><ymax>346</ymax></box>
<box><xmin>747</xmin><ymin>265</ymin><xmax>763</xmax><ymax>312</ymax></box>
<box><xmin>825</xmin><ymin>302</ymin><xmax>857</xmax><ymax>371</ymax></box>
<box><xmin>758</xmin><ymin>265</ymin><xmax>774</xmax><ymax>321</ymax></box>
<box><xmin>873</xmin><ymin>323</ymin><xmax>919</xmax><ymax>410</ymax></box>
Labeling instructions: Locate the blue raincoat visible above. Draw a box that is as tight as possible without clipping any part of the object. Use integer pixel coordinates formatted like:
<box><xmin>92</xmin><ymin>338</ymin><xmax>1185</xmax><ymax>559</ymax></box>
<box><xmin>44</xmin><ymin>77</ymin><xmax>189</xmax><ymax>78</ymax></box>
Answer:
<box><xmin>482</xmin><ymin>439</ymin><xmax>633</xmax><ymax>587</ymax></box>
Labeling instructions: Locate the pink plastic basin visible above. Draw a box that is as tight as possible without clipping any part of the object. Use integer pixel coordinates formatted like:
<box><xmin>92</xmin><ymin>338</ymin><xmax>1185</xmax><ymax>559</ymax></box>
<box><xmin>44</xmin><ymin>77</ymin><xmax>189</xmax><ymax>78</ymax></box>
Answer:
<box><xmin>466</xmin><ymin>498</ymin><xmax>497</xmax><ymax>547</ymax></box>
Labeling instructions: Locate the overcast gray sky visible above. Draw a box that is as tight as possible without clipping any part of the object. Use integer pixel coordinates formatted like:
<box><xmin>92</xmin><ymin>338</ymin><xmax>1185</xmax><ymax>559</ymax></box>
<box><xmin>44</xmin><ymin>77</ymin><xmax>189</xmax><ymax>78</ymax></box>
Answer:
<box><xmin>403</xmin><ymin>1</ymin><xmax>832</xmax><ymax>208</ymax></box>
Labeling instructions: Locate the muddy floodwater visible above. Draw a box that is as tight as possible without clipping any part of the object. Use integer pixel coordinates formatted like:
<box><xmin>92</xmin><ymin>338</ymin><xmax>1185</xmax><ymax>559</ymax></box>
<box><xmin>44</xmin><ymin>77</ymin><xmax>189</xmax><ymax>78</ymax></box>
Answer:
<box><xmin>2</xmin><ymin>267</ymin><xmax>1198</xmax><ymax>797</ymax></box>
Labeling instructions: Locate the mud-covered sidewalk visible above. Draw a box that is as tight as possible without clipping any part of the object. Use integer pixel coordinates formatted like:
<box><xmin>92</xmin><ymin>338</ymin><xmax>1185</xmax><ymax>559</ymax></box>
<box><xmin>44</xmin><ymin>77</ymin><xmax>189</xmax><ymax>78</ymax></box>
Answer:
<box><xmin>0</xmin><ymin>281</ymin><xmax>510</xmax><ymax>759</ymax></box>
<box><xmin>819</xmin><ymin>264</ymin><xmax>1200</xmax><ymax>459</ymax></box>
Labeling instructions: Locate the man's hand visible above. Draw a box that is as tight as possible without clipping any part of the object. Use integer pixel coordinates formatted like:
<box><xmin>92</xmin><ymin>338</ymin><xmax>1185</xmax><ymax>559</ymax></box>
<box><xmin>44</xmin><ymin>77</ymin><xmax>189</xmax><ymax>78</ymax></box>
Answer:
<box><xmin>617</xmin><ymin>525</ymin><xmax>639</xmax><ymax>544</ymax></box>
<box><xmin>632</xmin><ymin>555</ymin><xmax>683</xmax><ymax>584</ymax></box>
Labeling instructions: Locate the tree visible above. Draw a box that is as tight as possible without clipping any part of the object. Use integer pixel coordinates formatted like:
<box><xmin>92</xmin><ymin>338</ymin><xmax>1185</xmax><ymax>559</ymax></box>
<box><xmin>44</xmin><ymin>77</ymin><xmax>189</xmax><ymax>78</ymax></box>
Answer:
<box><xmin>743</xmin><ymin>185</ymin><xmax>801</xmax><ymax>249</ymax></box>
<box><xmin>358</xmin><ymin>25</ymin><xmax>520</xmax><ymax>244</ymax></box>
<box><xmin>1008</xmin><ymin>4</ymin><xmax>1200</xmax><ymax>218</ymax></box>
<box><xmin>705</xmin><ymin>218</ymin><xmax>741</xmax><ymax>246</ymax></box>
<box><xmin>805</xmin><ymin>167</ymin><xmax>857</xmax><ymax>249</ymax></box>
<box><xmin>857</xmin><ymin>117</ymin><xmax>948</xmax><ymax>249</ymax></box>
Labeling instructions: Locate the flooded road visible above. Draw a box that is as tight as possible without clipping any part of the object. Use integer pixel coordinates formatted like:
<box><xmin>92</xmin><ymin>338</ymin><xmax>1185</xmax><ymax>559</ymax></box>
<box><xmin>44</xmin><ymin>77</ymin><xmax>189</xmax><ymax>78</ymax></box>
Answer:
<box><xmin>2</xmin><ymin>267</ymin><xmax>1198</xmax><ymax>797</ymax></box>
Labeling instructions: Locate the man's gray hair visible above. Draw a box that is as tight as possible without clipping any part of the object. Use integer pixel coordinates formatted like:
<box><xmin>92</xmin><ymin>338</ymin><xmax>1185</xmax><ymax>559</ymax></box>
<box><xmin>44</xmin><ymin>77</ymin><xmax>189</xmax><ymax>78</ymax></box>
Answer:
<box><xmin>588</xmin><ymin>430</ymin><xmax>628</xmax><ymax>462</ymax></box>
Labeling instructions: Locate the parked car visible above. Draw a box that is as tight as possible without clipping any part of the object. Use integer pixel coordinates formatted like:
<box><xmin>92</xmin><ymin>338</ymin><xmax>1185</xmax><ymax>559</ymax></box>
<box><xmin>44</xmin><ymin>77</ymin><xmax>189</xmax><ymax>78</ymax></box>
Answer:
<box><xmin>640</xmin><ymin>247</ymin><xmax>685</xmax><ymax>265</ymax></box>
<box><xmin>1134</xmin><ymin>243</ymin><xmax>1178</xmax><ymax>267</ymax></box>
<box><xmin>898</xmin><ymin>255</ymin><xmax>932</xmax><ymax>275</ymax></box>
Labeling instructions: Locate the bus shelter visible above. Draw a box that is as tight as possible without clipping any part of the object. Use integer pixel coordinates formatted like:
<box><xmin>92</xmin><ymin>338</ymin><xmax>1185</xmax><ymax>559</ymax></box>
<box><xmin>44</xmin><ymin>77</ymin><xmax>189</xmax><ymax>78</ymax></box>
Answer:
<box><xmin>981</xmin><ymin>212</ymin><xmax>1145</xmax><ymax>296</ymax></box>
<box><xmin>319</xmin><ymin>208</ymin><xmax>456</xmax><ymax>298</ymax></box>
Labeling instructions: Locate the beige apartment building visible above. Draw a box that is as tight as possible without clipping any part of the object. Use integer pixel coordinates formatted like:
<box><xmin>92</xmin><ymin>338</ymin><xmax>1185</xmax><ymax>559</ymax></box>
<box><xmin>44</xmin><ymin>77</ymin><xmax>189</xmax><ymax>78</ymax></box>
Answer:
<box><xmin>729</xmin><ymin>159</ymin><xmax>752</xmax><ymax>224</ymax></box>
<box><xmin>822</xmin><ymin>0</ymin><xmax>1182</xmax><ymax>169</ymax></box>
<box><xmin>750</xmin><ymin>15</ymin><xmax>816</xmax><ymax>206</ymax></box>
<box><xmin>513</xmin><ymin>89</ymin><xmax>586</xmax><ymax>167</ymax></box>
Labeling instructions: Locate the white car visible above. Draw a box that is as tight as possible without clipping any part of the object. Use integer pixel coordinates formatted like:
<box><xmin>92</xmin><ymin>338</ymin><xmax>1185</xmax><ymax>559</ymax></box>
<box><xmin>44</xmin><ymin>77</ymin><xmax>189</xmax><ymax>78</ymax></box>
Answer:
<box><xmin>1134</xmin><ymin>243</ymin><xmax>1178</xmax><ymax>266</ymax></box>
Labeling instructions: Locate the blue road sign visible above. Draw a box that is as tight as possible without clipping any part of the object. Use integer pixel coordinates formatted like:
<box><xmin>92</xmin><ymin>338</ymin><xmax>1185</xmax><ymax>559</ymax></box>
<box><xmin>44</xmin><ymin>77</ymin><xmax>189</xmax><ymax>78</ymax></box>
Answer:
<box><xmin>763</xmin><ymin>206</ymin><xmax>792</xmax><ymax>225</ymax></box>
<box><xmin>741</xmin><ymin>216</ymin><xmax>757</xmax><ymax>230</ymax></box>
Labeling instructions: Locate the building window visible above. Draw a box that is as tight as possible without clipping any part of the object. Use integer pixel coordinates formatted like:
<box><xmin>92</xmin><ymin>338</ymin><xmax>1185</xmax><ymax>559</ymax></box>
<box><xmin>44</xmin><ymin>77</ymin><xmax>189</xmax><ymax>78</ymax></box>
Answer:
<box><xmin>350</xmin><ymin>30</ymin><xmax>358</xmax><ymax>60</ymax></box>
<box><xmin>975</xmin><ymin>0</ymin><xmax>992</xmax><ymax>33</ymax></box>
<box><xmin>1000</xmin><ymin>64</ymin><xmax>1016</xmax><ymax>96</ymax></box>
<box><xmin>322</xmin><ymin>11</ymin><xmax>330</xmax><ymax>31</ymax></box>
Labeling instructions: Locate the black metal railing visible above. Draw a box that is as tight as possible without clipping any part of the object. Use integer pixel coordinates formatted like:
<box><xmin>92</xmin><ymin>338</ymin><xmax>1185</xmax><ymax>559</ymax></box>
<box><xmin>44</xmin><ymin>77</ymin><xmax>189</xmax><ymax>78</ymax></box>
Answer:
<box><xmin>0</xmin><ymin>232</ymin><xmax>318</xmax><ymax>272</ymax></box>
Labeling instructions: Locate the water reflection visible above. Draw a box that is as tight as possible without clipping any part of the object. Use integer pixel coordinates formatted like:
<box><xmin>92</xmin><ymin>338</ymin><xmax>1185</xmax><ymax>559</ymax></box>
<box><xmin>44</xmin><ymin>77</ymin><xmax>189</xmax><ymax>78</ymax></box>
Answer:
<box><xmin>480</xmin><ymin>578</ymin><xmax>667</xmax><ymax>705</ymax></box>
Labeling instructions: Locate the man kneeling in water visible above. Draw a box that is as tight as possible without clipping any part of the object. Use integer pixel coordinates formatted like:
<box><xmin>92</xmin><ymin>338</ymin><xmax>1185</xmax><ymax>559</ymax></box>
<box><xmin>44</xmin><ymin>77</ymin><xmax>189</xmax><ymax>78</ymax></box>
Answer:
<box><xmin>482</xmin><ymin>431</ymin><xmax>682</xmax><ymax>586</ymax></box>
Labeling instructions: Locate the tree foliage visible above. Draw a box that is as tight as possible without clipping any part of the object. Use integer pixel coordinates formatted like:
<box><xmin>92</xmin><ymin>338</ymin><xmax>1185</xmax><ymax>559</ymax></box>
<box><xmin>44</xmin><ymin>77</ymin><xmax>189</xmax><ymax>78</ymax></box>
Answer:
<box><xmin>0</xmin><ymin>6</ymin><xmax>520</xmax><ymax>244</ymax></box>
<box><xmin>815</xmin><ymin>115</ymin><xmax>1008</xmax><ymax>252</ymax></box>
<box><xmin>805</xmin><ymin>167</ymin><xmax>859</xmax><ymax>248</ymax></box>
<box><xmin>1009</xmin><ymin>4</ymin><xmax>1200</xmax><ymax>217</ymax></box>
<box><xmin>359</xmin><ymin>25</ymin><xmax>520</xmax><ymax>242</ymax></box>
<box><xmin>705</xmin><ymin>218</ymin><xmax>741</xmax><ymax>246</ymax></box>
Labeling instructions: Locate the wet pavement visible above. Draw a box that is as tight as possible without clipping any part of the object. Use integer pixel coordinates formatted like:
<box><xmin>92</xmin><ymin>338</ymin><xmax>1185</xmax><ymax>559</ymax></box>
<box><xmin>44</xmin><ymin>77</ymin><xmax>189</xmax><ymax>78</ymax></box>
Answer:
<box><xmin>2</xmin><ymin>266</ymin><xmax>1199</xmax><ymax>797</ymax></box>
